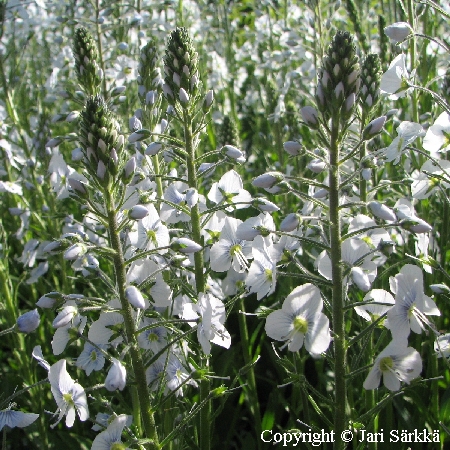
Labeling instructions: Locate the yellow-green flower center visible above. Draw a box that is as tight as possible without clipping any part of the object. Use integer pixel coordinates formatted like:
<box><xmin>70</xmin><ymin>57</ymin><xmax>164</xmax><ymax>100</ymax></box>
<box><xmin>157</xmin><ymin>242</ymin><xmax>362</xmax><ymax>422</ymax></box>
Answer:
<box><xmin>264</xmin><ymin>268</ymin><xmax>272</xmax><ymax>281</ymax></box>
<box><xmin>90</xmin><ymin>350</ymin><xmax>97</xmax><ymax>361</ymax></box>
<box><xmin>379</xmin><ymin>356</ymin><xmax>394</xmax><ymax>372</ymax></box>
<box><xmin>293</xmin><ymin>316</ymin><xmax>308</xmax><ymax>334</ymax></box>
<box><xmin>230</xmin><ymin>244</ymin><xmax>242</xmax><ymax>255</ymax></box>
<box><xmin>111</xmin><ymin>443</ymin><xmax>126</xmax><ymax>450</ymax></box>
<box><xmin>148</xmin><ymin>332</ymin><xmax>159</xmax><ymax>342</ymax></box>
<box><xmin>63</xmin><ymin>393</ymin><xmax>74</xmax><ymax>406</ymax></box>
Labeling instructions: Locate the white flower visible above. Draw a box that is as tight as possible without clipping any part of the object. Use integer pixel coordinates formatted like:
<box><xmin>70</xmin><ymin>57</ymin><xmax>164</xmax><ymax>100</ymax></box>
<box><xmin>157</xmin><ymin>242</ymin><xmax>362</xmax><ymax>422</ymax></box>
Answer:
<box><xmin>246</xmin><ymin>236</ymin><xmax>277</xmax><ymax>300</ymax></box>
<box><xmin>182</xmin><ymin>293</ymin><xmax>231</xmax><ymax>355</ymax></box>
<box><xmin>0</xmin><ymin>408</ymin><xmax>39</xmax><ymax>431</ymax></box>
<box><xmin>75</xmin><ymin>342</ymin><xmax>106</xmax><ymax>376</ymax></box>
<box><xmin>317</xmin><ymin>238</ymin><xmax>377</xmax><ymax>291</ymax></box>
<box><xmin>137</xmin><ymin>317</ymin><xmax>167</xmax><ymax>353</ymax></box>
<box><xmin>377</xmin><ymin>121</ymin><xmax>424</xmax><ymax>164</ymax></box>
<box><xmin>210</xmin><ymin>217</ymin><xmax>252</xmax><ymax>273</ymax></box>
<box><xmin>265</xmin><ymin>284</ymin><xmax>331</xmax><ymax>356</ymax></box>
<box><xmin>380</xmin><ymin>54</ymin><xmax>411</xmax><ymax>99</ymax></box>
<box><xmin>423</xmin><ymin>112</ymin><xmax>450</xmax><ymax>155</ymax></box>
<box><xmin>412</xmin><ymin>160</ymin><xmax>450</xmax><ymax>199</ymax></box>
<box><xmin>387</xmin><ymin>264</ymin><xmax>440</xmax><ymax>340</ymax></box>
<box><xmin>363</xmin><ymin>339</ymin><xmax>422</xmax><ymax>391</ymax></box>
<box><xmin>91</xmin><ymin>414</ymin><xmax>129</xmax><ymax>450</ymax></box>
<box><xmin>435</xmin><ymin>333</ymin><xmax>450</xmax><ymax>359</ymax></box>
<box><xmin>208</xmin><ymin>170</ymin><xmax>252</xmax><ymax>211</ymax></box>
<box><xmin>48</xmin><ymin>359</ymin><xmax>89</xmax><ymax>428</ymax></box>
<box><xmin>354</xmin><ymin>289</ymin><xmax>395</xmax><ymax>322</ymax></box>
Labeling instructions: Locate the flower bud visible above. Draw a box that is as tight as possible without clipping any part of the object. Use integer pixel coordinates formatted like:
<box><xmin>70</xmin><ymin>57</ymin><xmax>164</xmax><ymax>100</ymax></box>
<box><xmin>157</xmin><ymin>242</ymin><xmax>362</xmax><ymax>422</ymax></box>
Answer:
<box><xmin>105</xmin><ymin>358</ymin><xmax>127</xmax><ymax>391</ymax></box>
<box><xmin>368</xmin><ymin>201</ymin><xmax>396</xmax><ymax>221</ymax></box>
<box><xmin>301</xmin><ymin>106</ymin><xmax>319</xmax><ymax>128</ymax></box>
<box><xmin>125</xmin><ymin>286</ymin><xmax>146</xmax><ymax>309</ymax></box>
<box><xmin>307</xmin><ymin>159</ymin><xmax>327</xmax><ymax>173</ymax></box>
<box><xmin>351</xmin><ymin>267</ymin><xmax>371</xmax><ymax>292</ymax></box>
<box><xmin>384</xmin><ymin>22</ymin><xmax>412</xmax><ymax>43</ymax></box>
<box><xmin>179</xmin><ymin>87</ymin><xmax>190</xmax><ymax>104</ymax></box>
<box><xmin>129</xmin><ymin>205</ymin><xmax>149</xmax><ymax>220</ymax></box>
<box><xmin>17</xmin><ymin>309</ymin><xmax>40</xmax><ymax>333</ymax></box>
<box><xmin>171</xmin><ymin>237</ymin><xmax>202</xmax><ymax>253</ymax></box>
<box><xmin>280</xmin><ymin>213</ymin><xmax>301</xmax><ymax>232</ymax></box>
<box><xmin>222</xmin><ymin>145</ymin><xmax>244</xmax><ymax>161</ymax></box>
<box><xmin>64</xmin><ymin>243</ymin><xmax>86</xmax><ymax>260</ymax></box>
<box><xmin>283</xmin><ymin>141</ymin><xmax>302</xmax><ymax>156</ymax></box>
<box><xmin>252</xmin><ymin>198</ymin><xmax>279</xmax><ymax>212</ymax></box>
<box><xmin>363</xmin><ymin>116</ymin><xmax>386</xmax><ymax>139</ymax></box>
<box><xmin>145</xmin><ymin>142</ymin><xmax>163</xmax><ymax>156</ymax></box>
<box><xmin>52</xmin><ymin>305</ymin><xmax>77</xmax><ymax>328</ymax></box>
<box><xmin>252</xmin><ymin>172</ymin><xmax>284</xmax><ymax>189</ymax></box>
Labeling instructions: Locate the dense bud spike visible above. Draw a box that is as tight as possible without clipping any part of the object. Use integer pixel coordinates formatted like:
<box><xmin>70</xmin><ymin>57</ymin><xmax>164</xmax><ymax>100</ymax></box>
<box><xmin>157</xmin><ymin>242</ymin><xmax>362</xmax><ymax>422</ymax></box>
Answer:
<box><xmin>79</xmin><ymin>95</ymin><xmax>123</xmax><ymax>184</ymax></box>
<box><xmin>316</xmin><ymin>31</ymin><xmax>360</xmax><ymax>121</ymax></box>
<box><xmin>72</xmin><ymin>27</ymin><xmax>102</xmax><ymax>95</ymax></box>
<box><xmin>164</xmin><ymin>27</ymin><xmax>200</xmax><ymax>107</ymax></box>
<box><xmin>359</xmin><ymin>54</ymin><xmax>382</xmax><ymax>115</ymax></box>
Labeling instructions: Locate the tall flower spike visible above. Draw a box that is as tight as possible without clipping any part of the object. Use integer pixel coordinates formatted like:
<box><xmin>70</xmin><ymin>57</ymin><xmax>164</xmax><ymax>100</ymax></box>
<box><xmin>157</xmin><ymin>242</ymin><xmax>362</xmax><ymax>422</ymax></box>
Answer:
<box><xmin>359</xmin><ymin>53</ymin><xmax>382</xmax><ymax>115</ymax></box>
<box><xmin>164</xmin><ymin>27</ymin><xmax>200</xmax><ymax>108</ymax></box>
<box><xmin>316</xmin><ymin>31</ymin><xmax>360</xmax><ymax>123</ymax></box>
<box><xmin>138</xmin><ymin>38</ymin><xmax>163</xmax><ymax>106</ymax></box>
<box><xmin>72</xmin><ymin>27</ymin><xmax>102</xmax><ymax>96</ymax></box>
<box><xmin>79</xmin><ymin>95</ymin><xmax>124</xmax><ymax>186</ymax></box>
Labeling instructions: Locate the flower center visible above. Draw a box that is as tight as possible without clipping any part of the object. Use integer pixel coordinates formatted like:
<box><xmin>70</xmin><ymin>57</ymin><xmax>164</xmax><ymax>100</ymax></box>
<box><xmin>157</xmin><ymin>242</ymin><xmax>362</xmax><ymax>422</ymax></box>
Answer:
<box><xmin>230</xmin><ymin>244</ymin><xmax>242</xmax><ymax>256</ymax></box>
<box><xmin>63</xmin><ymin>393</ymin><xmax>74</xmax><ymax>406</ymax></box>
<box><xmin>90</xmin><ymin>350</ymin><xmax>97</xmax><ymax>361</ymax></box>
<box><xmin>264</xmin><ymin>268</ymin><xmax>272</xmax><ymax>281</ymax></box>
<box><xmin>148</xmin><ymin>331</ymin><xmax>159</xmax><ymax>342</ymax></box>
<box><xmin>111</xmin><ymin>443</ymin><xmax>127</xmax><ymax>450</ymax></box>
<box><xmin>146</xmin><ymin>229</ymin><xmax>157</xmax><ymax>244</ymax></box>
<box><xmin>293</xmin><ymin>316</ymin><xmax>308</xmax><ymax>334</ymax></box>
<box><xmin>379</xmin><ymin>356</ymin><xmax>394</xmax><ymax>372</ymax></box>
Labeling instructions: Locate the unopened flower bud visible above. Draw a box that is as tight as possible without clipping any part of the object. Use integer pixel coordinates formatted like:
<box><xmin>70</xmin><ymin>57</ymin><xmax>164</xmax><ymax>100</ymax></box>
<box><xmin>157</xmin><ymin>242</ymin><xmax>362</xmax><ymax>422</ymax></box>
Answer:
<box><xmin>400</xmin><ymin>218</ymin><xmax>433</xmax><ymax>234</ymax></box>
<box><xmin>179</xmin><ymin>87</ymin><xmax>190</xmax><ymax>104</ymax></box>
<box><xmin>368</xmin><ymin>201</ymin><xmax>396</xmax><ymax>221</ymax></box>
<box><xmin>280</xmin><ymin>213</ymin><xmax>301</xmax><ymax>232</ymax></box>
<box><xmin>351</xmin><ymin>267</ymin><xmax>371</xmax><ymax>292</ymax></box>
<box><xmin>171</xmin><ymin>237</ymin><xmax>202</xmax><ymax>253</ymax></box>
<box><xmin>203</xmin><ymin>90</ymin><xmax>214</xmax><ymax>111</ymax></box>
<box><xmin>363</xmin><ymin>116</ymin><xmax>386</xmax><ymax>139</ymax></box>
<box><xmin>186</xmin><ymin>188</ymin><xmax>198</xmax><ymax>207</ymax></box>
<box><xmin>17</xmin><ymin>309</ymin><xmax>40</xmax><ymax>333</ymax></box>
<box><xmin>283</xmin><ymin>141</ymin><xmax>302</xmax><ymax>156</ymax></box>
<box><xmin>301</xmin><ymin>106</ymin><xmax>319</xmax><ymax>128</ymax></box>
<box><xmin>222</xmin><ymin>145</ymin><xmax>243</xmax><ymax>160</ymax></box>
<box><xmin>384</xmin><ymin>22</ymin><xmax>412</xmax><ymax>43</ymax></box>
<box><xmin>145</xmin><ymin>142</ymin><xmax>163</xmax><ymax>156</ymax></box>
<box><xmin>64</xmin><ymin>243</ymin><xmax>86</xmax><ymax>260</ymax></box>
<box><xmin>430</xmin><ymin>284</ymin><xmax>450</xmax><ymax>294</ymax></box>
<box><xmin>129</xmin><ymin>205</ymin><xmax>149</xmax><ymax>220</ymax></box>
<box><xmin>252</xmin><ymin>172</ymin><xmax>284</xmax><ymax>189</ymax></box>
<box><xmin>105</xmin><ymin>358</ymin><xmax>127</xmax><ymax>391</ymax></box>
<box><xmin>125</xmin><ymin>286</ymin><xmax>146</xmax><ymax>309</ymax></box>
<box><xmin>253</xmin><ymin>198</ymin><xmax>279</xmax><ymax>212</ymax></box>
<box><xmin>52</xmin><ymin>305</ymin><xmax>77</xmax><ymax>328</ymax></box>
<box><xmin>36</xmin><ymin>291</ymin><xmax>63</xmax><ymax>308</ymax></box>
<box><xmin>307</xmin><ymin>159</ymin><xmax>327</xmax><ymax>173</ymax></box>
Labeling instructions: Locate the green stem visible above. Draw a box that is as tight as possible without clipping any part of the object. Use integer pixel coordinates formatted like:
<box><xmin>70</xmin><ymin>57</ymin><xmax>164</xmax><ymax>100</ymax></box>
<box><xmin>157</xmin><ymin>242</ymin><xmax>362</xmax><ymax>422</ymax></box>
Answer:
<box><xmin>182</xmin><ymin>108</ymin><xmax>209</xmax><ymax>450</ymax></box>
<box><xmin>105</xmin><ymin>190</ymin><xmax>160</xmax><ymax>450</ymax></box>
<box><xmin>237</xmin><ymin>298</ymin><xmax>262</xmax><ymax>449</ymax></box>
<box><xmin>329</xmin><ymin>117</ymin><xmax>347</xmax><ymax>450</ymax></box>
<box><xmin>407</xmin><ymin>0</ymin><xmax>419</xmax><ymax>124</ymax></box>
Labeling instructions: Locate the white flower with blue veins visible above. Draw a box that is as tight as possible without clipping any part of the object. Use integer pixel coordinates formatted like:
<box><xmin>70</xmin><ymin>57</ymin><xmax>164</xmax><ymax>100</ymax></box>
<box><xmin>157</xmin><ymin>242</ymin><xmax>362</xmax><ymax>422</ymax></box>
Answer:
<box><xmin>363</xmin><ymin>339</ymin><xmax>422</xmax><ymax>391</ymax></box>
<box><xmin>387</xmin><ymin>264</ymin><xmax>440</xmax><ymax>340</ymax></box>
<box><xmin>265</xmin><ymin>284</ymin><xmax>331</xmax><ymax>356</ymax></box>
<box><xmin>91</xmin><ymin>414</ymin><xmax>130</xmax><ymax>450</ymax></box>
<box><xmin>48</xmin><ymin>359</ymin><xmax>89</xmax><ymax>428</ymax></box>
